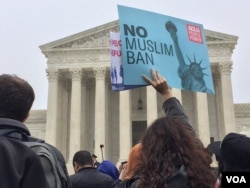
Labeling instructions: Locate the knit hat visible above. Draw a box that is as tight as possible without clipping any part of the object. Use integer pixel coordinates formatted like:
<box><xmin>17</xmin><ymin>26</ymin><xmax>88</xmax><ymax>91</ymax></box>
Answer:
<box><xmin>208</xmin><ymin>133</ymin><xmax>250</xmax><ymax>170</ymax></box>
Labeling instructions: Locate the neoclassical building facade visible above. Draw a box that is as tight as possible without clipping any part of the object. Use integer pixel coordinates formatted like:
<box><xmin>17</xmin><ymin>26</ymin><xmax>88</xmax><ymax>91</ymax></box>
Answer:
<box><xmin>26</xmin><ymin>20</ymin><xmax>249</xmax><ymax>168</ymax></box>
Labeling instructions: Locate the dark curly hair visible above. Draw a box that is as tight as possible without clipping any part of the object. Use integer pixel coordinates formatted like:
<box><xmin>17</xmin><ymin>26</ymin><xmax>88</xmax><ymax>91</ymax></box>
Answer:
<box><xmin>137</xmin><ymin>116</ymin><xmax>215</xmax><ymax>188</ymax></box>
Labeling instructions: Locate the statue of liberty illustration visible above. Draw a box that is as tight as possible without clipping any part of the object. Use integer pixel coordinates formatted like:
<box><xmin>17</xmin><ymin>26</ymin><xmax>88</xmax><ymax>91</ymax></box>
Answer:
<box><xmin>165</xmin><ymin>21</ymin><xmax>212</xmax><ymax>93</ymax></box>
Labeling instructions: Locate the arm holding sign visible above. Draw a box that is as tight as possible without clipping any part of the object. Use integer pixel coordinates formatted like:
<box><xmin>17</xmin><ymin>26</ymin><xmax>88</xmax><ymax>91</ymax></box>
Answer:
<box><xmin>142</xmin><ymin>69</ymin><xmax>194</xmax><ymax>132</ymax></box>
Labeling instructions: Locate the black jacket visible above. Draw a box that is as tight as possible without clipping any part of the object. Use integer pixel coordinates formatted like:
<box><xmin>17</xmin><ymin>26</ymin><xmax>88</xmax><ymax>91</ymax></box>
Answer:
<box><xmin>114</xmin><ymin>165</ymin><xmax>188</xmax><ymax>188</ymax></box>
<box><xmin>162</xmin><ymin>97</ymin><xmax>193</xmax><ymax>131</ymax></box>
<box><xmin>70</xmin><ymin>167</ymin><xmax>114</xmax><ymax>188</ymax></box>
<box><xmin>0</xmin><ymin>117</ymin><xmax>72</xmax><ymax>188</ymax></box>
<box><xmin>0</xmin><ymin>136</ymin><xmax>50</xmax><ymax>188</ymax></box>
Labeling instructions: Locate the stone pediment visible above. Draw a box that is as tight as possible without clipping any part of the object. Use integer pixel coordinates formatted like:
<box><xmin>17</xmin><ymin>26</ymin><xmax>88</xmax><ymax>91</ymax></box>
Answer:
<box><xmin>235</xmin><ymin>103</ymin><xmax>250</xmax><ymax>114</ymax></box>
<box><xmin>40</xmin><ymin>20</ymin><xmax>120</xmax><ymax>52</ymax></box>
<box><xmin>205</xmin><ymin>29</ymin><xmax>238</xmax><ymax>44</ymax></box>
<box><xmin>40</xmin><ymin>20</ymin><xmax>238</xmax><ymax>63</ymax></box>
<box><xmin>40</xmin><ymin>20</ymin><xmax>238</xmax><ymax>53</ymax></box>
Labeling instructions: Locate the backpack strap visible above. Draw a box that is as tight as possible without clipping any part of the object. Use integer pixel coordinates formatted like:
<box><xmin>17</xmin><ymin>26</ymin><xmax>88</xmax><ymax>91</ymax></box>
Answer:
<box><xmin>0</xmin><ymin>129</ymin><xmax>28</xmax><ymax>141</ymax></box>
<box><xmin>0</xmin><ymin>129</ymin><xmax>14</xmax><ymax>136</ymax></box>
<box><xmin>23</xmin><ymin>141</ymin><xmax>68</xmax><ymax>188</ymax></box>
<box><xmin>47</xmin><ymin>144</ymin><xmax>68</xmax><ymax>187</ymax></box>
<box><xmin>26</xmin><ymin>135</ymin><xmax>44</xmax><ymax>143</ymax></box>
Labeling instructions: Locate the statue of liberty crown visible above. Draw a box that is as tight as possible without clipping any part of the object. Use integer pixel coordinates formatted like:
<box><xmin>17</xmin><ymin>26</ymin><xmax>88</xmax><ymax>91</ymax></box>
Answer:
<box><xmin>187</xmin><ymin>54</ymin><xmax>208</xmax><ymax>76</ymax></box>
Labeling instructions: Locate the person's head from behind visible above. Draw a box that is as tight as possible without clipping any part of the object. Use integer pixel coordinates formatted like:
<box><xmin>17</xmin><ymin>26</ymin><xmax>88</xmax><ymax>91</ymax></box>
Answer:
<box><xmin>0</xmin><ymin>74</ymin><xmax>35</xmax><ymax>122</ymax></box>
<box><xmin>219</xmin><ymin>133</ymin><xmax>250</xmax><ymax>172</ymax></box>
<box><xmin>138</xmin><ymin>116</ymin><xmax>215</xmax><ymax>188</ymax></box>
<box><xmin>97</xmin><ymin>160</ymin><xmax>119</xmax><ymax>180</ymax></box>
<box><xmin>73</xmin><ymin>150</ymin><xmax>93</xmax><ymax>173</ymax></box>
<box><xmin>125</xmin><ymin>143</ymin><xmax>142</xmax><ymax>179</ymax></box>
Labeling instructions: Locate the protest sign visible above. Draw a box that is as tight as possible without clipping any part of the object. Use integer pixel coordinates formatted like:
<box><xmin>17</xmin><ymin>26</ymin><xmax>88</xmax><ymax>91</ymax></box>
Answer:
<box><xmin>117</xmin><ymin>5</ymin><xmax>214</xmax><ymax>94</ymax></box>
<box><xmin>109</xmin><ymin>31</ymin><xmax>143</xmax><ymax>91</ymax></box>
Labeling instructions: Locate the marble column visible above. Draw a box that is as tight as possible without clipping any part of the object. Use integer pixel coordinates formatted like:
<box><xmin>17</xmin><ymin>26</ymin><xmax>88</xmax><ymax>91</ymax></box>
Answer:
<box><xmin>194</xmin><ymin>92</ymin><xmax>210</xmax><ymax>147</ymax></box>
<box><xmin>94</xmin><ymin>67</ymin><xmax>106</xmax><ymax>160</ymax></box>
<box><xmin>218</xmin><ymin>62</ymin><xmax>236</xmax><ymax>135</ymax></box>
<box><xmin>118</xmin><ymin>90</ymin><xmax>132</xmax><ymax>163</ymax></box>
<box><xmin>45</xmin><ymin>69</ymin><xmax>59</xmax><ymax>147</ymax></box>
<box><xmin>146</xmin><ymin>87</ymin><xmax>157</xmax><ymax>126</ymax></box>
<box><xmin>104</xmin><ymin>77</ymin><xmax>110</xmax><ymax>158</ymax></box>
<box><xmin>214</xmin><ymin>72</ymin><xmax>224</xmax><ymax>140</ymax></box>
<box><xmin>80</xmin><ymin>76</ymin><xmax>87</xmax><ymax>150</ymax></box>
<box><xmin>68</xmin><ymin>69</ymin><xmax>82</xmax><ymax>162</ymax></box>
<box><xmin>60</xmin><ymin>79</ymin><xmax>70</xmax><ymax>159</ymax></box>
<box><xmin>85</xmin><ymin>81</ymin><xmax>94</xmax><ymax>152</ymax></box>
<box><xmin>172</xmin><ymin>88</ymin><xmax>182</xmax><ymax>103</ymax></box>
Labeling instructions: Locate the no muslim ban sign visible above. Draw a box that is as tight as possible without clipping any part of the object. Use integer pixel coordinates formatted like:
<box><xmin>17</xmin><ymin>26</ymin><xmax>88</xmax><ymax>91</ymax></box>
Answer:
<box><xmin>117</xmin><ymin>5</ymin><xmax>214</xmax><ymax>94</ymax></box>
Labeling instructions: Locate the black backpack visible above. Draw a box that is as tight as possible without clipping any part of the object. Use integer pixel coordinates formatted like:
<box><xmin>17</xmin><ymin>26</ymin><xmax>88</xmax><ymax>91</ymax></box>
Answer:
<box><xmin>0</xmin><ymin>130</ymin><xmax>68</xmax><ymax>188</ymax></box>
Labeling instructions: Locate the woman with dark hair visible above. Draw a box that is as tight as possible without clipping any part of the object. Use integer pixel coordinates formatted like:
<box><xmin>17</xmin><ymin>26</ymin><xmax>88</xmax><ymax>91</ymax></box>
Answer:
<box><xmin>137</xmin><ymin>116</ymin><xmax>215</xmax><ymax>187</ymax></box>
<box><xmin>114</xmin><ymin>69</ymin><xmax>216</xmax><ymax>188</ymax></box>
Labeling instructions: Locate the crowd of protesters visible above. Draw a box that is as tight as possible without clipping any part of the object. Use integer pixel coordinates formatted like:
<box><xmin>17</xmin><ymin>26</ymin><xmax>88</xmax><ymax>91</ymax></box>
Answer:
<box><xmin>0</xmin><ymin>69</ymin><xmax>249</xmax><ymax>188</ymax></box>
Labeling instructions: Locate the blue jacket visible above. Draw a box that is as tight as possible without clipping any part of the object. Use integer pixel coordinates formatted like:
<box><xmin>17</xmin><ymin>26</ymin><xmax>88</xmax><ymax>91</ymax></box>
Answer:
<box><xmin>98</xmin><ymin>160</ymin><xmax>120</xmax><ymax>180</ymax></box>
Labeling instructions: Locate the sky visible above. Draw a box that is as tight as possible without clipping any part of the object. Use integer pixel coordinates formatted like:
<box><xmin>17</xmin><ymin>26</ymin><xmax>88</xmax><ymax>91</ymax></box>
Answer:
<box><xmin>1</xmin><ymin>0</ymin><xmax>249</xmax><ymax>109</ymax></box>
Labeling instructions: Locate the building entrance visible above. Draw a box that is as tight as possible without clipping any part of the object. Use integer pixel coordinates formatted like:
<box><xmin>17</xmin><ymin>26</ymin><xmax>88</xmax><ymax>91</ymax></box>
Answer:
<box><xmin>132</xmin><ymin>121</ymin><xmax>147</xmax><ymax>146</ymax></box>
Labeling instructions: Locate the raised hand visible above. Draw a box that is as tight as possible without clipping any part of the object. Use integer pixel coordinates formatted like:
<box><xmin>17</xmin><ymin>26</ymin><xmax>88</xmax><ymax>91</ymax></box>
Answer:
<box><xmin>142</xmin><ymin>69</ymin><xmax>172</xmax><ymax>100</ymax></box>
